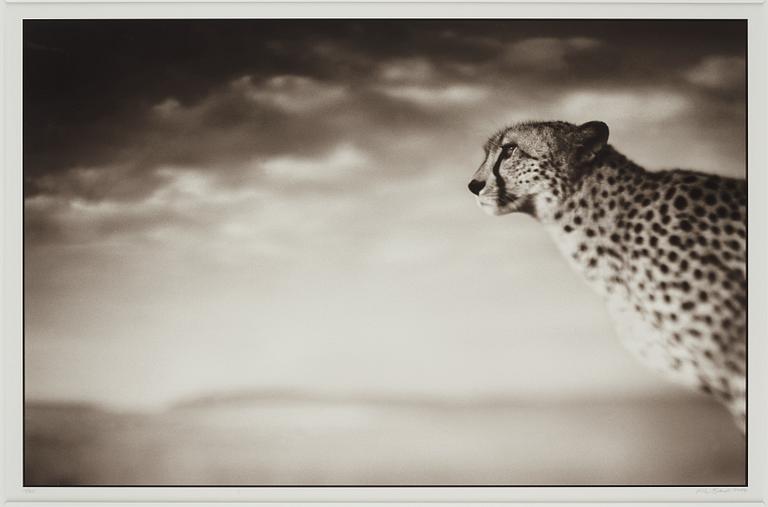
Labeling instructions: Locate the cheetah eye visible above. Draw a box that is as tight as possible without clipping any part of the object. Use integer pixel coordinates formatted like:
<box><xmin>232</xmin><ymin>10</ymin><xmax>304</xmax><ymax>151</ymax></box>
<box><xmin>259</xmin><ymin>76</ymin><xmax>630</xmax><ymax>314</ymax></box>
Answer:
<box><xmin>501</xmin><ymin>143</ymin><xmax>517</xmax><ymax>159</ymax></box>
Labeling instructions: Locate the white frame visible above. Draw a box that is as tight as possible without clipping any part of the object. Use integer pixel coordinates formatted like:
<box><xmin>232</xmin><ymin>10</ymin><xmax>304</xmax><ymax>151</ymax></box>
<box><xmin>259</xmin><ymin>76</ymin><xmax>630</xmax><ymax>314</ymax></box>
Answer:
<box><xmin>2</xmin><ymin>1</ymin><xmax>766</xmax><ymax>505</ymax></box>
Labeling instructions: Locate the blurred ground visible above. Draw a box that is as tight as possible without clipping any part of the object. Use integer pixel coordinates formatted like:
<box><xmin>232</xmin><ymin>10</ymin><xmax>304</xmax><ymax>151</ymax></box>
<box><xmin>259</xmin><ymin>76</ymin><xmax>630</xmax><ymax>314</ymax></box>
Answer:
<box><xmin>25</xmin><ymin>394</ymin><xmax>745</xmax><ymax>486</ymax></box>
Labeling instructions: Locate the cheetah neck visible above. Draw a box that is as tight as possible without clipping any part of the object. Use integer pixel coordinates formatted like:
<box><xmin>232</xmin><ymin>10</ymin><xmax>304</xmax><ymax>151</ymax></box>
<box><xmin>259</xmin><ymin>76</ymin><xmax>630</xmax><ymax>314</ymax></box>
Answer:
<box><xmin>542</xmin><ymin>148</ymin><xmax>645</xmax><ymax>298</ymax></box>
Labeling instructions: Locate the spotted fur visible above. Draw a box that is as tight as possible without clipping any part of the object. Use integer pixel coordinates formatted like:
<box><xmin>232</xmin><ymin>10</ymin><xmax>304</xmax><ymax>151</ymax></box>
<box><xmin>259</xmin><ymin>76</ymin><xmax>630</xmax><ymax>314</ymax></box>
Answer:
<box><xmin>468</xmin><ymin>120</ymin><xmax>746</xmax><ymax>434</ymax></box>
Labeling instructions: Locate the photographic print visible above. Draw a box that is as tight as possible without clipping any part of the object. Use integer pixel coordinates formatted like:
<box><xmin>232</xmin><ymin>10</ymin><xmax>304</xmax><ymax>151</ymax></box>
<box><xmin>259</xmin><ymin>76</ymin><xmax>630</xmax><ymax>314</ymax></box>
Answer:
<box><xmin>23</xmin><ymin>18</ymin><xmax>747</xmax><ymax>487</ymax></box>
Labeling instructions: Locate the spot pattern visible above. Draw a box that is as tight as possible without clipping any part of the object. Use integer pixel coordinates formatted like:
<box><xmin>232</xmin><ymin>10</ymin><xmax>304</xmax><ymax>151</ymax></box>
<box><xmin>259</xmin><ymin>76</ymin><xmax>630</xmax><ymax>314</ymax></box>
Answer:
<box><xmin>469</xmin><ymin>120</ymin><xmax>747</xmax><ymax>434</ymax></box>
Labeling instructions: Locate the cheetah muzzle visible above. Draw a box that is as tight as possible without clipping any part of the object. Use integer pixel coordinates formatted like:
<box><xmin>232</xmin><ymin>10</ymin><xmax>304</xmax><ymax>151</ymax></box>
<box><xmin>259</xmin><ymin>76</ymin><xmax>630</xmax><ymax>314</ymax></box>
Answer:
<box><xmin>469</xmin><ymin>120</ymin><xmax>747</xmax><ymax>435</ymax></box>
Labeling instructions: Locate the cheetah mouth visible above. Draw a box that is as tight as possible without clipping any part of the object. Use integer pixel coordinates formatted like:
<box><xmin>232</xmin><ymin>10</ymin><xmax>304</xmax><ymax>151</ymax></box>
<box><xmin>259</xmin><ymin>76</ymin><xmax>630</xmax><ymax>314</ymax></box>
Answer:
<box><xmin>497</xmin><ymin>193</ymin><xmax>519</xmax><ymax>206</ymax></box>
<box><xmin>477</xmin><ymin>191</ymin><xmax>517</xmax><ymax>206</ymax></box>
<box><xmin>478</xmin><ymin>193</ymin><xmax>535</xmax><ymax>216</ymax></box>
<box><xmin>477</xmin><ymin>192</ymin><xmax>520</xmax><ymax>215</ymax></box>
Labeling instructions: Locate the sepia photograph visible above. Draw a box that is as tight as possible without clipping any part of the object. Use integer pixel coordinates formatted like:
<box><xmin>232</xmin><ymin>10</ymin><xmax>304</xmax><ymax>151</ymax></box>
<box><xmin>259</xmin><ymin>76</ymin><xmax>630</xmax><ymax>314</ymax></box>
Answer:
<box><xmin>21</xmin><ymin>17</ymin><xmax>748</xmax><ymax>487</ymax></box>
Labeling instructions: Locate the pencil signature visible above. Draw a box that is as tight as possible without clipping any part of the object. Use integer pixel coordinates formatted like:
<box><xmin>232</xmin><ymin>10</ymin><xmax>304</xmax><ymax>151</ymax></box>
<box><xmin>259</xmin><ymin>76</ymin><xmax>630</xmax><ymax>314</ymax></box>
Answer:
<box><xmin>696</xmin><ymin>487</ymin><xmax>748</xmax><ymax>494</ymax></box>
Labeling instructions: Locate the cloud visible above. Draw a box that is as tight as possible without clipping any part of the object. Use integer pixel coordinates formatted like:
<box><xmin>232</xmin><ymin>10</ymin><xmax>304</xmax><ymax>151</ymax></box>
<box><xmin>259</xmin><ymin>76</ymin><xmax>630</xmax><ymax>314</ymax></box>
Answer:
<box><xmin>376</xmin><ymin>84</ymin><xmax>489</xmax><ymax>108</ymax></box>
<box><xmin>25</xmin><ymin>192</ymin><xmax>161</xmax><ymax>245</ymax></box>
<box><xmin>259</xmin><ymin>143</ymin><xmax>370</xmax><ymax>183</ymax></box>
<box><xmin>148</xmin><ymin>74</ymin><xmax>350</xmax><ymax>126</ymax></box>
<box><xmin>556</xmin><ymin>89</ymin><xmax>692</xmax><ymax>124</ymax></box>
<box><xmin>149</xmin><ymin>166</ymin><xmax>266</xmax><ymax>207</ymax></box>
<box><xmin>684</xmin><ymin>55</ymin><xmax>745</xmax><ymax>92</ymax></box>
<box><xmin>152</xmin><ymin>97</ymin><xmax>182</xmax><ymax>118</ymax></box>
<box><xmin>64</xmin><ymin>74</ymin><xmax>362</xmax><ymax>197</ymax></box>
<box><xmin>437</xmin><ymin>29</ymin><xmax>504</xmax><ymax>50</ymax></box>
<box><xmin>31</xmin><ymin>163</ymin><xmax>166</xmax><ymax>204</ymax></box>
<box><xmin>232</xmin><ymin>75</ymin><xmax>348</xmax><ymax>113</ymax></box>
<box><xmin>25</xmin><ymin>163</ymin><xmax>270</xmax><ymax>246</ymax></box>
<box><xmin>504</xmin><ymin>37</ymin><xmax>602</xmax><ymax>71</ymax></box>
<box><xmin>378</xmin><ymin>58</ymin><xmax>435</xmax><ymax>83</ymax></box>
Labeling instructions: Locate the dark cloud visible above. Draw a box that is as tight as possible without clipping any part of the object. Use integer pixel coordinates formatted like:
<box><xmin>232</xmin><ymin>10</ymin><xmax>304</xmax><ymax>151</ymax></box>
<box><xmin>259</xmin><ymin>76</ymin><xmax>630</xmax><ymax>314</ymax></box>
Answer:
<box><xmin>24</xmin><ymin>19</ymin><xmax>746</xmax><ymax>246</ymax></box>
<box><xmin>24</xmin><ymin>19</ymin><xmax>745</xmax><ymax>181</ymax></box>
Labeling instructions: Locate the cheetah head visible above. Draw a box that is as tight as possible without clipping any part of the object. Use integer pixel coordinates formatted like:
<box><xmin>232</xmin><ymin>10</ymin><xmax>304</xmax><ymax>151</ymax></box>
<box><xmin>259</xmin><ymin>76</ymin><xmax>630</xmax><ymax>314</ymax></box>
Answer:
<box><xmin>468</xmin><ymin>120</ymin><xmax>609</xmax><ymax>219</ymax></box>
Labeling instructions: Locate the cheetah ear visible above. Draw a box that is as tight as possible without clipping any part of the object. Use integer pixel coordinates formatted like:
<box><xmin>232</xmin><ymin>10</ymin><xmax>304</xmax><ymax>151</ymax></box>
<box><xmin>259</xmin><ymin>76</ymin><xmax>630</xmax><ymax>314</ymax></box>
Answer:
<box><xmin>575</xmin><ymin>121</ymin><xmax>609</xmax><ymax>162</ymax></box>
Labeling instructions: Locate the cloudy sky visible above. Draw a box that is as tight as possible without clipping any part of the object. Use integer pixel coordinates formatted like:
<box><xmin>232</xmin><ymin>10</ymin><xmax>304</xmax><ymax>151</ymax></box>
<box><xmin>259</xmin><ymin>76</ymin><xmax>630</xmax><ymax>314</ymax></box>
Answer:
<box><xmin>24</xmin><ymin>20</ymin><xmax>746</xmax><ymax>410</ymax></box>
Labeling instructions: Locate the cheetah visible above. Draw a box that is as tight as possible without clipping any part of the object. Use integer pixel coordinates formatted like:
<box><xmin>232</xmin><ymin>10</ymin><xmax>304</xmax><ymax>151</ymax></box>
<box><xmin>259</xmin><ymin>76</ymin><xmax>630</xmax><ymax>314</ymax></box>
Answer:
<box><xmin>468</xmin><ymin>120</ymin><xmax>747</xmax><ymax>434</ymax></box>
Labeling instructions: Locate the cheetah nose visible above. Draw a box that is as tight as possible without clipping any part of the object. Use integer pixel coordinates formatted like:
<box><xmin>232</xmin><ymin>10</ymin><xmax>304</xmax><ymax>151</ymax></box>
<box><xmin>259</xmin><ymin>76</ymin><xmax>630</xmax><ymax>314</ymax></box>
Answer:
<box><xmin>468</xmin><ymin>179</ymin><xmax>486</xmax><ymax>195</ymax></box>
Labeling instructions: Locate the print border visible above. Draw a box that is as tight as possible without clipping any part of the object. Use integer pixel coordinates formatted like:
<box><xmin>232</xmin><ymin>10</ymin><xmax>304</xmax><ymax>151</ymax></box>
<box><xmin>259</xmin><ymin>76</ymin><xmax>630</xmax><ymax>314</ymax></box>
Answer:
<box><xmin>3</xmin><ymin>0</ymin><xmax>766</xmax><ymax>505</ymax></box>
